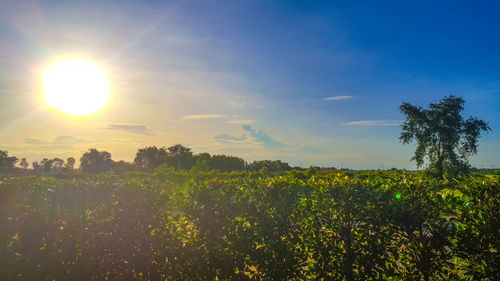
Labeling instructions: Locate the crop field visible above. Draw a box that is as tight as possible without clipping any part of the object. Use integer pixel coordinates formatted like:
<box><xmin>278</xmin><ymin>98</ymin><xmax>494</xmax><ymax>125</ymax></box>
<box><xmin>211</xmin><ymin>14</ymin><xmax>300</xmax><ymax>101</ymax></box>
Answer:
<box><xmin>0</xmin><ymin>169</ymin><xmax>498</xmax><ymax>280</ymax></box>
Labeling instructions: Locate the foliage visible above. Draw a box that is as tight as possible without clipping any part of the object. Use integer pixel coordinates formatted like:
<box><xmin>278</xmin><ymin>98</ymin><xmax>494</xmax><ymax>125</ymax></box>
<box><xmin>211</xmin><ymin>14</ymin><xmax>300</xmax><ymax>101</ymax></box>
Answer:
<box><xmin>0</xmin><ymin>147</ymin><xmax>296</xmax><ymax>175</ymax></box>
<box><xmin>66</xmin><ymin>157</ymin><xmax>76</xmax><ymax>170</ymax></box>
<box><xmin>452</xmin><ymin>177</ymin><xmax>500</xmax><ymax>278</ymax></box>
<box><xmin>112</xmin><ymin>160</ymin><xmax>136</xmax><ymax>174</ymax></box>
<box><xmin>247</xmin><ymin>160</ymin><xmax>292</xmax><ymax>172</ymax></box>
<box><xmin>19</xmin><ymin>158</ymin><xmax>29</xmax><ymax>169</ymax></box>
<box><xmin>39</xmin><ymin>158</ymin><xmax>66</xmax><ymax>173</ymax></box>
<box><xmin>190</xmin><ymin>158</ymin><xmax>210</xmax><ymax>173</ymax></box>
<box><xmin>207</xmin><ymin>154</ymin><xmax>246</xmax><ymax>172</ymax></box>
<box><xmin>0</xmin><ymin>170</ymin><xmax>498</xmax><ymax>280</ymax></box>
<box><xmin>166</xmin><ymin>144</ymin><xmax>195</xmax><ymax>171</ymax></box>
<box><xmin>400</xmin><ymin>96</ymin><xmax>490</xmax><ymax>178</ymax></box>
<box><xmin>0</xmin><ymin>150</ymin><xmax>18</xmax><ymax>172</ymax></box>
<box><xmin>79</xmin><ymin>148</ymin><xmax>113</xmax><ymax>173</ymax></box>
<box><xmin>134</xmin><ymin>146</ymin><xmax>169</xmax><ymax>171</ymax></box>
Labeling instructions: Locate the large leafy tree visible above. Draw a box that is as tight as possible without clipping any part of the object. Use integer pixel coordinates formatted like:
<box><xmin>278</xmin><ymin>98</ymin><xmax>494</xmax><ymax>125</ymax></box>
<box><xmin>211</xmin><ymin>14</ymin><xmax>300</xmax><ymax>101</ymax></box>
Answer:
<box><xmin>400</xmin><ymin>96</ymin><xmax>490</xmax><ymax>178</ymax></box>
<box><xmin>0</xmin><ymin>150</ymin><xmax>17</xmax><ymax>172</ymax></box>
<box><xmin>166</xmin><ymin>144</ymin><xmax>194</xmax><ymax>170</ymax></box>
<box><xmin>80</xmin><ymin>148</ymin><xmax>113</xmax><ymax>173</ymax></box>
<box><xmin>51</xmin><ymin>158</ymin><xmax>65</xmax><ymax>169</ymax></box>
<box><xmin>41</xmin><ymin>158</ymin><xmax>53</xmax><ymax>172</ymax></box>
<box><xmin>134</xmin><ymin>146</ymin><xmax>168</xmax><ymax>171</ymax></box>
<box><xmin>65</xmin><ymin>157</ymin><xmax>76</xmax><ymax>170</ymax></box>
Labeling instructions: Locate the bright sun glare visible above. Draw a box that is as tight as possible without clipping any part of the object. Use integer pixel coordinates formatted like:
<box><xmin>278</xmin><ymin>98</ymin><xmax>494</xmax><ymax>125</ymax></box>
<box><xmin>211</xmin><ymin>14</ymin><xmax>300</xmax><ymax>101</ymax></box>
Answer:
<box><xmin>41</xmin><ymin>58</ymin><xmax>110</xmax><ymax>116</ymax></box>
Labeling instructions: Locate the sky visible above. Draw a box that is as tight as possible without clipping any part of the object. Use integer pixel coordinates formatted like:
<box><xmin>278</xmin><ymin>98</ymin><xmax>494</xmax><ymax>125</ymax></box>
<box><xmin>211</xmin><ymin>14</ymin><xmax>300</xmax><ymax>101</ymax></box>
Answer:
<box><xmin>0</xmin><ymin>0</ymin><xmax>499</xmax><ymax>169</ymax></box>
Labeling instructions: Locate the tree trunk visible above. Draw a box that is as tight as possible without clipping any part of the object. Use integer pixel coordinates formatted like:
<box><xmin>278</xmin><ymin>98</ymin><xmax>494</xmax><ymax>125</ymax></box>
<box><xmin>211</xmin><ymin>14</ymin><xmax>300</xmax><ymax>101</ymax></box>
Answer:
<box><xmin>436</xmin><ymin>158</ymin><xmax>444</xmax><ymax>179</ymax></box>
<box><xmin>436</xmin><ymin>141</ymin><xmax>445</xmax><ymax>179</ymax></box>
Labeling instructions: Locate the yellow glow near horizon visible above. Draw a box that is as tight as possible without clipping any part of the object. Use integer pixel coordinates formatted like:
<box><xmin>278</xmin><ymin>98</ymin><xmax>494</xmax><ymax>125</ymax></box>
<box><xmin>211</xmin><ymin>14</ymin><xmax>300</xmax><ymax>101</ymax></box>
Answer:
<box><xmin>41</xmin><ymin>58</ymin><xmax>110</xmax><ymax>116</ymax></box>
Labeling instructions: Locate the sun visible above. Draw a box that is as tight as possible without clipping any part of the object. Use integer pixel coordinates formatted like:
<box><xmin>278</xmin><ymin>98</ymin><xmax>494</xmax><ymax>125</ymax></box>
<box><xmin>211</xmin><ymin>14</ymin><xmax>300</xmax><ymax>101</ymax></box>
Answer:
<box><xmin>41</xmin><ymin>58</ymin><xmax>111</xmax><ymax>116</ymax></box>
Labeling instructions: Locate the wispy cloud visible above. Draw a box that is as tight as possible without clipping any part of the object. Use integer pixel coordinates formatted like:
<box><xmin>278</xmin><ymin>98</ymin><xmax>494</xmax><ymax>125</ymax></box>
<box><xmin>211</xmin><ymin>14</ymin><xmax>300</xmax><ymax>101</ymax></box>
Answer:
<box><xmin>229</xmin><ymin>120</ymin><xmax>256</xmax><ymax>125</ymax></box>
<box><xmin>104</xmin><ymin>124</ymin><xmax>152</xmax><ymax>135</ymax></box>
<box><xmin>341</xmin><ymin>120</ymin><xmax>402</xmax><ymax>126</ymax></box>
<box><xmin>226</xmin><ymin>101</ymin><xmax>246</xmax><ymax>108</ymax></box>
<box><xmin>25</xmin><ymin>136</ymin><xmax>90</xmax><ymax>145</ymax></box>
<box><xmin>214</xmin><ymin>133</ymin><xmax>247</xmax><ymax>142</ymax></box>
<box><xmin>24</xmin><ymin>138</ymin><xmax>50</xmax><ymax>145</ymax></box>
<box><xmin>323</xmin><ymin>95</ymin><xmax>353</xmax><ymax>101</ymax></box>
<box><xmin>53</xmin><ymin>135</ymin><xmax>91</xmax><ymax>144</ymax></box>
<box><xmin>183</xmin><ymin>114</ymin><xmax>226</xmax><ymax>120</ymax></box>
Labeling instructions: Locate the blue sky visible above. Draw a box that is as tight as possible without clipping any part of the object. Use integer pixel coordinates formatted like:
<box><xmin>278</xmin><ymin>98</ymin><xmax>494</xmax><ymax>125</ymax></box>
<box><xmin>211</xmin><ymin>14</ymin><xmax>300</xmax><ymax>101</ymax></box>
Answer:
<box><xmin>0</xmin><ymin>0</ymin><xmax>499</xmax><ymax>169</ymax></box>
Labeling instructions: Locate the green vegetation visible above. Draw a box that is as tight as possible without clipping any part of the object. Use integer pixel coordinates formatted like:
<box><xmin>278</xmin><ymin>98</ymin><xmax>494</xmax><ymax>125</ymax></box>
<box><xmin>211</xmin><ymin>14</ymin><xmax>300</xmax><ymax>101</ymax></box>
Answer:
<box><xmin>0</xmin><ymin>96</ymin><xmax>494</xmax><ymax>280</ymax></box>
<box><xmin>0</xmin><ymin>170</ymin><xmax>498</xmax><ymax>280</ymax></box>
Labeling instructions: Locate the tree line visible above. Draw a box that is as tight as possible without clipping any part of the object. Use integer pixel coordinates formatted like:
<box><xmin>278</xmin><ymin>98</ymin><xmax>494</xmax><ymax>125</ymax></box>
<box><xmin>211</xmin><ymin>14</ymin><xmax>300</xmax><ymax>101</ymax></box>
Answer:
<box><xmin>0</xmin><ymin>144</ymin><xmax>292</xmax><ymax>174</ymax></box>
<box><xmin>1</xmin><ymin>96</ymin><xmax>492</xmax><ymax>178</ymax></box>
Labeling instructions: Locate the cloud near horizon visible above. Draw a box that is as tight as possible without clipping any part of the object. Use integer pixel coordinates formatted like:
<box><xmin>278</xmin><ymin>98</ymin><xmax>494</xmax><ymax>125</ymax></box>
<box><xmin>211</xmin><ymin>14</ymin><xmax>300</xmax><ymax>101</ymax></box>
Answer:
<box><xmin>323</xmin><ymin>95</ymin><xmax>353</xmax><ymax>101</ymax></box>
<box><xmin>214</xmin><ymin>133</ymin><xmax>247</xmax><ymax>143</ymax></box>
<box><xmin>183</xmin><ymin>114</ymin><xmax>226</xmax><ymax>120</ymax></box>
<box><xmin>24</xmin><ymin>138</ymin><xmax>50</xmax><ymax>145</ymax></box>
<box><xmin>53</xmin><ymin>136</ymin><xmax>91</xmax><ymax>144</ymax></box>
<box><xmin>341</xmin><ymin>120</ymin><xmax>402</xmax><ymax>126</ymax></box>
<box><xmin>229</xmin><ymin>120</ymin><xmax>256</xmax><ymax>125</ymax></box>
<box><xmin>104</xmin><ymin>124</ymin><xmax>152</xmax><ymax>135</ymax></box>
<box><xmin>24</xmin><ymin>136</ymin><xmax>90</xmax><ymax>145</ymax></box>
<box><xmin>216</xmin><ymin>125</ymin><xmax>287</xmax><ymax>149</ymax></box>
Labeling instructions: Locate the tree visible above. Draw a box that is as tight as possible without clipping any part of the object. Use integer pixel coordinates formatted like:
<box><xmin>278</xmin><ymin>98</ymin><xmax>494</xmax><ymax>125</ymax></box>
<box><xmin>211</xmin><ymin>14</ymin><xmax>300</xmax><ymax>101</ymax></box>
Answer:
<box><xmin>35</xmin><ymin>158</ymin><xmax>66</xmax><ymax>173</ymax></box>
<box><xmin>196</xmin><ymin>152</ymin><xmax>212</xmax><ymax>164</ymax></box>
<box><xmin>41</xmin><ymin>158</ymin><xmax>53</xmax><ymax>173</ymax></box>
<box><xmin>19</xmin><ymin>158</ymin><xmax>29</xmax><ymax>169</ymax></box>
<box><xmin>0</xmin><ymin>150</ymin><xmax>17</xmax><ymax>172</ymax></box>
<box><xmin>134</xmin><ymin>146</ymin><xmax>168</xmax><ymax>171</ymax></box>
<box><xmin>209</xmin><ymin>154</ymin><xmax>246</xmax><ymax>172</ymax></box>
<box><xmin>166</xmin><ymin>144</ymin><xmax>195</xmax><ymax>170</ymax></box>
<box><xmin>247</xmin><ymin>160</ymin><xmax>292</xmax><ymax>173</ymax></box>
<box><xmin>66</xmin><ymin>157</ymin><xmax>76</xmax><ymax>170</ymax></box>
<box><xmin>32</xmin><ymin>161</ymin><xmax>43</xmax><ymax>172</ymax></box>
<box><xmin>190</xmin><ymin>158</ymin><xmax>210</xmax><ymax>173</ymax></box>
<box><xmin>400</xmin><ymin>96</ymin><xmax>490</xmax><ymax>178</ymax></box>
<box><xmin>80</xmin><ymin>148</ymin><xmax>113</xmax><ymax>173</ymax></box>
<box><xmin>52</xmin><ymin>158</ymin><xmax>65</xmax><ymax>170</ymax></box>
<box><xmin>112</xmin><ymin>160</ymin><xmax>136</xmax><ymax>174</ymax></box>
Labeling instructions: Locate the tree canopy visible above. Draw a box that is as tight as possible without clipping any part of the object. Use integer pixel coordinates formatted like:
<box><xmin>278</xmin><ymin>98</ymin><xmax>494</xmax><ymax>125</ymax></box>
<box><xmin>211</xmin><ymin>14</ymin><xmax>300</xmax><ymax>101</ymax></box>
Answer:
<box><xmin>19</xmin><ymin>158</ymin><xmax>29</xmax><ymax>169</ymax></box>
<box><xmin>208</xmin><ymin>154</ymin><xmax>246</xmax><ymax>172</ymax></box>
<box><xmin>165</xmin><ymin>144</ymin><xmax>195</xmax><ymax>170</ymax></box>
<box><xmin>0</xmin><ymin>150</ymin><xmax>17</xmax><ymax>172</ymax></box>
<box><xmin>247</xmin><ymin>160</ymin><xmax>292</xmax><ymax>173</ymax></box>
<box><xmin>400</xmin><ymin>96</ymin><xmax>490</xmax><ymax>177</ymax></box>
<box><xmin>65</xmin><ymin>157</ymin><xmax>76</xmax><ymax>170</ymax></box>
<box><xmin>134</xmin><ymin>146</ymin><xmax>169</xmax><ymax>171</ymax></box>
<box><xmin>80</xmin><ymin>148</ymin><xmax>113</xmax><ymax>173</ymax></box>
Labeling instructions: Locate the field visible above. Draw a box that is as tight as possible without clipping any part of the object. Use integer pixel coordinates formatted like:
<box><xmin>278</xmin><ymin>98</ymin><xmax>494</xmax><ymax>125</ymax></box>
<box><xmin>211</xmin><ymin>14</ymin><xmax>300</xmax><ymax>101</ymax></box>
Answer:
<box><xmin>0</xmin><ymin>169</ymin><xmax>498</xmax><ymax>280</ymax></box>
